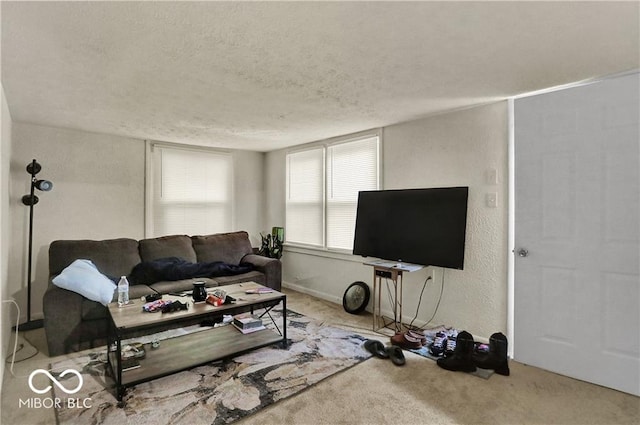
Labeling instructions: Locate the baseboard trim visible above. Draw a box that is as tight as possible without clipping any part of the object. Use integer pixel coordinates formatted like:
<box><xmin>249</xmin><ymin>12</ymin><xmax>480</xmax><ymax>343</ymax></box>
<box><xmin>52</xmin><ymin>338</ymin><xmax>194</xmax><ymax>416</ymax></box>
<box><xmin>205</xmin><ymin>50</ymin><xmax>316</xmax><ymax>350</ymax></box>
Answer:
<box><xmin>282</xmin><ymin>281</ymin><xmax>343</xmax><ymax>306</ymax></box>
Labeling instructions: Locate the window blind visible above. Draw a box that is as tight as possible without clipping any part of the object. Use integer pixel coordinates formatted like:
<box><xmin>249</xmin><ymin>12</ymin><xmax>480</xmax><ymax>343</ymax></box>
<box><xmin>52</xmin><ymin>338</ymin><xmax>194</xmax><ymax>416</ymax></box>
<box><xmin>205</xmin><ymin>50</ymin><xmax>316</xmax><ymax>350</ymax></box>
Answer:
<box><xmin>150</xmin><ymin>144</ymin><xmax>232</xmax><ymax>237</ymax></box>
<box><xmin>285</xmin><ymin>133</ymin><xmax>379</xmax><ymax>251</ymax></box>
<box><xmin>286</xmin><ymin>147</ymin><xmax>324</xmax><ymax>246</ymax></box>
<box><xmin>326</xmin><ymin>136</ymin><xmax>379</xmax><ymax>250</ymax></box>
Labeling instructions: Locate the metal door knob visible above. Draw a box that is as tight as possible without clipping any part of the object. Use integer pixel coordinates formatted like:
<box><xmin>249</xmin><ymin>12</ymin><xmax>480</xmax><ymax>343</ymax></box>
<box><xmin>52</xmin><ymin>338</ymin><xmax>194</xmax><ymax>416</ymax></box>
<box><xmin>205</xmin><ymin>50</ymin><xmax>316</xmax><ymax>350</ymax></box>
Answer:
<box><xmin>517</xmin><ymin>248</ymin><xmax>529</xmax><ymax>257</ymax></box>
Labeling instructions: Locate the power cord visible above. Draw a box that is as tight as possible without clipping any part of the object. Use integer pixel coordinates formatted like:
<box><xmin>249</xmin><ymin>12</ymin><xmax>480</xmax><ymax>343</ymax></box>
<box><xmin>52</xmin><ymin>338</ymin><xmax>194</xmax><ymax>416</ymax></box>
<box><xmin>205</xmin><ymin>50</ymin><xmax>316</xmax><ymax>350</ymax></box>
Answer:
<box><xmin>2</xmin><ymin>299</ymin><xmax>41</xmax><ymax>377</ymax></box>
<box><xmin>408</xmin><ymin>268</ymin><xmax>445</xmax><ymax>331</ymax></box>
<box><xmin>384</xmin><ymin>276</ymin><xmax>400</xmax><ymax>329</ymax></box>
<box><xmin>407</xmin><ymin>275</ymin><xmax>432</xmax><ymax>330</ymax></box>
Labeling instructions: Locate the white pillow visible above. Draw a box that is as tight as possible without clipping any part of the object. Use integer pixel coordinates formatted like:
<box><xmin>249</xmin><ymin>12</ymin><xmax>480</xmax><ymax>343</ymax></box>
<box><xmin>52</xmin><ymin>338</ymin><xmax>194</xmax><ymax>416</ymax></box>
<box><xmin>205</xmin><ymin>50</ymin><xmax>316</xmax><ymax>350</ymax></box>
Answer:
<box><xmin>52</xmin><ymin>259</ymin><xmax>116</xmax><ymax>306</ymax></box>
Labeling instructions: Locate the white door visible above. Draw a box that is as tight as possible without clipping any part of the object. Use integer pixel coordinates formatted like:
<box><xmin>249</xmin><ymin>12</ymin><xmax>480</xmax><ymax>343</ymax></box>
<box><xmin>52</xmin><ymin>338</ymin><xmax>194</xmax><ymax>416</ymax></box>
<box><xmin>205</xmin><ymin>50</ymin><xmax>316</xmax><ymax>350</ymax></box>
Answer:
<box><xmin>514</xmin><ymin>73</ymin><xmax>639</xmax><ymax>396</ymax></box>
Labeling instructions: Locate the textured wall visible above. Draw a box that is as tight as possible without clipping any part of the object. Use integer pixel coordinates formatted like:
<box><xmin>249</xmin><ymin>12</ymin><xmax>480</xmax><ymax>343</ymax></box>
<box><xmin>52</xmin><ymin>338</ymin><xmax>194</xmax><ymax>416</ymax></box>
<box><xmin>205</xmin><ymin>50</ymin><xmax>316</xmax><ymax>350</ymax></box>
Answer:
<box><xmin>7</xmin><ymin>123</ymin><xmax>267</xmax><ymax>323</ymax></box>
<box><xmin>8</xmin><ymin>123</ymin><xmax>146</xmax><ymax>324</ymax></box>
<box><xmin>383</xmin><ymin>102</ymin><xmax>509</xmax><ymax>336</ymax></box>
<box><xmin>231</xmin><ymin>149</ymin><xmax>266</xmax><ymax>247</ymax></box>
<box><xmin>268</xmin><ymin>101</ymin><xmax>509</xmax><ymax>338</ymax></box>
<box><xmin>1</xmin><ymin>84</ymin><xmax>13</xmax><ymax>392</ymax></box>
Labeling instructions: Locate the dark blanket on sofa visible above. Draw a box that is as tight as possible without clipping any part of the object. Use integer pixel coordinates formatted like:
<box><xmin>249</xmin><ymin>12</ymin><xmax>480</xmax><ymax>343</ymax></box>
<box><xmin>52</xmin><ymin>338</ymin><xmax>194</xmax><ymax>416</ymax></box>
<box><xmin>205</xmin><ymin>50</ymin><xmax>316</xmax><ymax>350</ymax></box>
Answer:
<box><xmin>128</xmin><ymin>257</ymin><xmax>254</xmax><ymax>285</ymax></box>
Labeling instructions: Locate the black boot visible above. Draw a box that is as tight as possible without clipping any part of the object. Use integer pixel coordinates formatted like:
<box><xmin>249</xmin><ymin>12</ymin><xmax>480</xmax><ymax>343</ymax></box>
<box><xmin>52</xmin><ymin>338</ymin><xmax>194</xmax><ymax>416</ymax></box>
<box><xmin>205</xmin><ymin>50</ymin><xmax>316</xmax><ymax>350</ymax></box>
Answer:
<box><xmin>436</xmin><ymin>331</ymin><xmax>476</xmax><ymax>373</ymax></box>
<box><xmin>473</xmin><ymin>332</ymin><xmax>510</xmax><ymax>376</ymax></box>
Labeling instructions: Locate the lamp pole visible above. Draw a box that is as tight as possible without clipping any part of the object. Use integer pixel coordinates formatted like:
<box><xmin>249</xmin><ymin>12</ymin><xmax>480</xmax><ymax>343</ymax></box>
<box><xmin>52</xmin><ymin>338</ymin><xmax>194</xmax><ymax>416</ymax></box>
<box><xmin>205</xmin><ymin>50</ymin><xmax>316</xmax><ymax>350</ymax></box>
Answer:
<box><xmin>26</xmin><ymin>172</ymin><xmax>36</xmax><ymax>326</ymax></box>
<box><xmin>14</xmin><ymin>159</ymin><xmax>51</xmax><ymax>331</ymax></box>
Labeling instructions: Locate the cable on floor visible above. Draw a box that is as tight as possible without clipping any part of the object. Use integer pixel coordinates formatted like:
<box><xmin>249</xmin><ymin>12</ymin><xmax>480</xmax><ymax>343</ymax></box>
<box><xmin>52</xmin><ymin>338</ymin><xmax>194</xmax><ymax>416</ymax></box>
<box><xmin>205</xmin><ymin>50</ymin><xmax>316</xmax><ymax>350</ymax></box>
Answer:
<box><xmin>2</xmin><ymin>299</ymin><xmax>42</xmax><ymax>377</ymax></box>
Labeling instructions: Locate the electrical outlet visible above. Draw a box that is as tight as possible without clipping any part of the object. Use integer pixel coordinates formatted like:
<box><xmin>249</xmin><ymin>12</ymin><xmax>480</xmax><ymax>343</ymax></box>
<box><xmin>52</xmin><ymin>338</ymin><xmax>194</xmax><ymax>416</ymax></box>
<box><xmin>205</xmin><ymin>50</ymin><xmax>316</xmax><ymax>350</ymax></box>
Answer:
<box><xmin>375</xmin><ymin>270</ymin><xmax>392</xmax><ymax>278</ymax></box>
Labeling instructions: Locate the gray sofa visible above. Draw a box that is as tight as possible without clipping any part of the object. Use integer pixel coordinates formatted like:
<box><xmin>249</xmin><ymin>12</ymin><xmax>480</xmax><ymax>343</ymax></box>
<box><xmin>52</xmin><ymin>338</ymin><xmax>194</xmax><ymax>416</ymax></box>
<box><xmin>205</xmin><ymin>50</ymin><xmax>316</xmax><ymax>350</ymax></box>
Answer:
<box><xmin>43</xmin><ymin>231</ymin><xmax>281</xmax><ymax>357</ymax></box>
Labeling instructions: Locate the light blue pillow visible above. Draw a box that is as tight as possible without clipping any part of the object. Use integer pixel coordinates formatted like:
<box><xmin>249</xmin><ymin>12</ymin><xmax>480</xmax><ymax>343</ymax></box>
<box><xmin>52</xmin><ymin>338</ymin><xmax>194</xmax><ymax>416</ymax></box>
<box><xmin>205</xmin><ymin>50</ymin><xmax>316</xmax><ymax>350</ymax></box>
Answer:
<box><xmin>52</xmin><ymin>259</ymin><xmax>116</xmax><ymax>306</ymax></box>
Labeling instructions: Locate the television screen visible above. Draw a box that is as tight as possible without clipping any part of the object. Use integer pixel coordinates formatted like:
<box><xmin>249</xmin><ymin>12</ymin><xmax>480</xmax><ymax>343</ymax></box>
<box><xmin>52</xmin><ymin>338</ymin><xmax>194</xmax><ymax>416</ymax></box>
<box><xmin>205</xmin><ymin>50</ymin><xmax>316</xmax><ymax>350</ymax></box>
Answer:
<box><xmin>352</xmin><ymin>187</ymin><xmax>469</xmax><ymax>269</ymax></box>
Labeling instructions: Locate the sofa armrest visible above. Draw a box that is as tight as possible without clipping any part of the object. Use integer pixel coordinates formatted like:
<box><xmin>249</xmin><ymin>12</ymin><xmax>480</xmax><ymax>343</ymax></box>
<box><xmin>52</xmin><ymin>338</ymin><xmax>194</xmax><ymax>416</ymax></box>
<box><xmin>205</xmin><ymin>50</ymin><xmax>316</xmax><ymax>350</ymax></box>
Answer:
<box><xmin>241</xmin><ymin>254</ymin><xmax>282</xmax><ymax>291</ymax></box>
<box><xmin>43</xmin><ymin>283</ymin><xmax>84</xmax><ymax>357</ymax></box>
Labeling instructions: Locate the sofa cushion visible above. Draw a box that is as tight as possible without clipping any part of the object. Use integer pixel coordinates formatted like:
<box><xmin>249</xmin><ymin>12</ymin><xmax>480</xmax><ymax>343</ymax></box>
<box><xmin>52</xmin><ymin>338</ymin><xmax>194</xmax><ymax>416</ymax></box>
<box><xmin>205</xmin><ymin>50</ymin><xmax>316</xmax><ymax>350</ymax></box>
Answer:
<box><xmin>192</xmin><ymin>231</ymin><xmax>253</xmax><ymax>265</ymax></box>
<box><xmin>49</xmin><ymin>238</ymin><xmax>141</xmax><ymax>278</ymax></box>
<box><xmin>52</xmin><ymin>259</ymin><xmax>117</xmax><ymax>306</ymax></box>
<box><xmin>213</xmin><ymin>271</ymin><xmax>265</xmax><ymax>286</ymax></box>
<box><xmin>81</xmin><ymin>299</ymin><xmax>109</xmax><ymax>320</ymax></box>
<box><xmin>149</xmin><ymin>278</ymin><xmax>218</xmax><ymax>295</ymax></box>
<box><xmin>139</xmin><ymin>235</ymin><xmax>197</xmax><ymax>263</ymax></box>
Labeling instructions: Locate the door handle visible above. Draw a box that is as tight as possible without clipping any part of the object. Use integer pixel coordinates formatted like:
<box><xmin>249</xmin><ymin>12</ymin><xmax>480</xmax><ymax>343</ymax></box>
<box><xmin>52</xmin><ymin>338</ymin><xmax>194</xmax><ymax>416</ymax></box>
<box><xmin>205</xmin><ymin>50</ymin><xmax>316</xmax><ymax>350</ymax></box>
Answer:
<box><xmin>516</xmin><ymin>248</ymin><xmax>529</xmax><ymax>257</ymax></box>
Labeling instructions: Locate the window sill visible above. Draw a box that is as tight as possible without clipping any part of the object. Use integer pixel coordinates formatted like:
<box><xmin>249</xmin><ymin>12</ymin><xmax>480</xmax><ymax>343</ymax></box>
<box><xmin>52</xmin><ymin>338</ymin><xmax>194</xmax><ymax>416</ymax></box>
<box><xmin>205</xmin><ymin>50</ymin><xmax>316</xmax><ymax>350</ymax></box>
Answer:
<box><xmin>283</xmin><ymin>244</ymin><xmax>364</xmax><ymax>264</ymax></box>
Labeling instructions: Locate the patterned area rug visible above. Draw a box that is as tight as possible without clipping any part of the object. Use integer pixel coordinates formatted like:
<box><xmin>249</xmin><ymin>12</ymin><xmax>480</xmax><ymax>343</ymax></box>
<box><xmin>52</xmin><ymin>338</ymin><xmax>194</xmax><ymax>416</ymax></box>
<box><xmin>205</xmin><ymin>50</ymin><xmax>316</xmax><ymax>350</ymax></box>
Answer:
<box><xmin>50</xmin><ymin>309</ymin><xmax>371</xmax><ymax>425</ymax></box>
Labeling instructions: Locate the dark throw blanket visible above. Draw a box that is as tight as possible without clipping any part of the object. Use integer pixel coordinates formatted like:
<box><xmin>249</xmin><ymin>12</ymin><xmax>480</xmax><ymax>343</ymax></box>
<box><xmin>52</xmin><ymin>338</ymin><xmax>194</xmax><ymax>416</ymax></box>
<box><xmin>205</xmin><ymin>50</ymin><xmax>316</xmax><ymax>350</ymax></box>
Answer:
<box><xmin>128</xmin><ymin>257</ymin><xmax>253</xmax><ymax>285</ymax></box>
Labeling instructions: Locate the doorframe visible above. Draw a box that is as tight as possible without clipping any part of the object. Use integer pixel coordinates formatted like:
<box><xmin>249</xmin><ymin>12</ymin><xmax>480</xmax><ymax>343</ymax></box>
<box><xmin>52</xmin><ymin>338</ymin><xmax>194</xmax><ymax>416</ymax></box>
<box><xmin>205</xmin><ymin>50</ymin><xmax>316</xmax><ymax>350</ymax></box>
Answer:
<box><xmin>506</xmin><ymin>69</ymin><xmax>639</xmax><ymax>360</ymax></box>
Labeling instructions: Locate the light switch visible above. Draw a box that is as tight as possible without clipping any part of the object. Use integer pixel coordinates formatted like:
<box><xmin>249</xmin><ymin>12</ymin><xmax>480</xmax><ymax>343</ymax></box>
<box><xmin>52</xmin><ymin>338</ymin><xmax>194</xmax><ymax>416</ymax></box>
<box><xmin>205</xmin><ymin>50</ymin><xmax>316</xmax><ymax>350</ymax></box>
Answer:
<box><xmin>486</xmin><ymin>168</ymin><xmax>498</xmax><ymax>185</ymax></box>
<box><xmin>486</xmin><ymin>192</ymin><xmax>498</xmax><ymax>208</ymax></box>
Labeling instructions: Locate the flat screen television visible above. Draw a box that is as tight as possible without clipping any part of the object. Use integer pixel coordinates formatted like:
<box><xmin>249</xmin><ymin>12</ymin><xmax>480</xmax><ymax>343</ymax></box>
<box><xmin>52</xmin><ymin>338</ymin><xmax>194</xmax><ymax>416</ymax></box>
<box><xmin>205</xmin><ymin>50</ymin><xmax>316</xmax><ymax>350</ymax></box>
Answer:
<box><xmin>352</xmin><ymin>187</ymin><xmax>469</xmax><ymax>269</ymax></box>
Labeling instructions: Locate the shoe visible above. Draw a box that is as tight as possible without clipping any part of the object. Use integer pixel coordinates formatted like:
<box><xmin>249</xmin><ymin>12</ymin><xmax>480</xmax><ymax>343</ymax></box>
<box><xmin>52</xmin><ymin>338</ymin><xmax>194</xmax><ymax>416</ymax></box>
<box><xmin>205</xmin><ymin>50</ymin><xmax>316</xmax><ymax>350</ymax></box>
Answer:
<box><xmin>428</xmin><ymin>332</ymin><xmax>448</xmax><ymax>357</ymax></box>
<box><xmin>386</xmin><ymin>345</ymin><xmax>406</xmax><ymax>366</ymax></box>
<box><xmin>364</xmin><ymin>339</ymin><xmax>390</xmax><ymax>359</ymax></box>
<box><xmin>436</xmin><ymin>330</ymin><xmax>477</xmax><ymax>373</ymax></box>
<box><xmin>444</xmin><ymin>337</ymin><xmax>457</xmax><ymax>357</ymax></box>
<box><xmin>390</xmin><ymin>332</ymin><xmax>422</xmax><ymax>350</ymax></box>
<box><xmin>406</xmin><ymin>329</ymin><xmax>427</xmax><ymax>346</ymax></box>
<box><xmin>474</xmin><ymin>342</ymin><xmax>490</xmax><ymax>354</ymax></box>
<box><xmin>473</xmin><ymin>332</ymin><xmax>510</xmax><ymax>376</ymax></box>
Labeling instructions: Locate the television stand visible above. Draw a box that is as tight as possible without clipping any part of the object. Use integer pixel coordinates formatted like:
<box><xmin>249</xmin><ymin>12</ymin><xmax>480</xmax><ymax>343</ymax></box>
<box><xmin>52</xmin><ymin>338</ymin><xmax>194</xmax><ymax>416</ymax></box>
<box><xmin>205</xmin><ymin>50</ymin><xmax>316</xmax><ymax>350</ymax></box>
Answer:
<box><xmin>364</xmin><ymin>260</ymin><xmax>424</xmax><ymax>333</ymax></box>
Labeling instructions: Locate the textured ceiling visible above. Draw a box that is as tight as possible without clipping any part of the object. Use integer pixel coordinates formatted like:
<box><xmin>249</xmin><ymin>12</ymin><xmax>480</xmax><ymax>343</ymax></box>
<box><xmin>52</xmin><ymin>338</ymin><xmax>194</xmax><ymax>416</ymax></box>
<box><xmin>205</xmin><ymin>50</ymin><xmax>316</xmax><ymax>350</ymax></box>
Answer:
<box><xmin>2</xmin><ymin>1</ymin><xmax>638</xmax><ymax>152</ymax></box>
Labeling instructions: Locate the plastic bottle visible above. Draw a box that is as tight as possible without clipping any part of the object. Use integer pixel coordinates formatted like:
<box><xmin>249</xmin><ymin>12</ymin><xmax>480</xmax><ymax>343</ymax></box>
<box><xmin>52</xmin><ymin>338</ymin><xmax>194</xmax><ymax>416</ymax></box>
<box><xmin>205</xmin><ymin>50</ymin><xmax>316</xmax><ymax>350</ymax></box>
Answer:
<box><xmin>117</xmin><ymin>276</ymin><xmax>130</xmax><ymax>307</ymax></box>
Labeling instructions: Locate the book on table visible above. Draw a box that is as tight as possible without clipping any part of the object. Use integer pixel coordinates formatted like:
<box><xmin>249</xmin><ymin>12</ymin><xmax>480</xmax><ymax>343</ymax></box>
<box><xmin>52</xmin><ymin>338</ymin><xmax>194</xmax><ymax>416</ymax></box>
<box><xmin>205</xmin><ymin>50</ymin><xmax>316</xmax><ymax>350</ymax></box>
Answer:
<box><xmin>233</xmin><ymin>313</ymin><xmax>263</xmax><ymax>332</ymax></box>
<box><xmin>232</xmin><ymin>323</ymin><xmax>267</xmax><ymax>334</ymax></box>
<box><xmin>245</xmin><ymin>287</ymin><xmax>274</xmax><ymax>294</ymax></box>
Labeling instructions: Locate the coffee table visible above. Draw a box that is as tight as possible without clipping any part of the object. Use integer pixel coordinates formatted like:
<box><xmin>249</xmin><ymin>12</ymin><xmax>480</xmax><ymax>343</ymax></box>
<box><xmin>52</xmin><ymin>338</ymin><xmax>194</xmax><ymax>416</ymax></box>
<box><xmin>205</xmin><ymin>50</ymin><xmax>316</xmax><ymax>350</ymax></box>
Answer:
<box><xmin>106</xmin><ymin>281</ymin><xmax>287</xmax><ymax>405</ymax></box>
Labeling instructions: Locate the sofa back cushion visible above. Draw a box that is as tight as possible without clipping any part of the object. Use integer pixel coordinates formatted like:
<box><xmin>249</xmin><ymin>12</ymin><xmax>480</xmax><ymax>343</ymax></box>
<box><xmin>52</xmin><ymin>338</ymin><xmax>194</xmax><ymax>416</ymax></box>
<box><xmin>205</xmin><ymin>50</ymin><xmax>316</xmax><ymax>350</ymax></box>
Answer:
<box><xmin>49</xmin><ymin>238</ymin><xmax>141</xmax><ymax>279</ymax></box>
<box><xmin>139</xmin><ymin>235</ymin><xmax>197</xmax><ymax>263</ymax></box>
<box><xmin>192</xmin><ymin>231</ymin><xmax>253</xmax><ymax>265</ymax></box>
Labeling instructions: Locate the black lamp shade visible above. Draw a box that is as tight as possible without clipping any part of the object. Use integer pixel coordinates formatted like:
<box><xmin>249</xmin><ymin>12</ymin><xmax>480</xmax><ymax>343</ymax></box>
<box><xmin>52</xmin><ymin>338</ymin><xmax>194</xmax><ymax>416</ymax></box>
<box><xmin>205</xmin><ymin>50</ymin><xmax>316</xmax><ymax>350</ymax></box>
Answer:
<box><xmin>35</xmin><ymin>179</ymin><xmax>53</xmax><ymax>191</ymax></box>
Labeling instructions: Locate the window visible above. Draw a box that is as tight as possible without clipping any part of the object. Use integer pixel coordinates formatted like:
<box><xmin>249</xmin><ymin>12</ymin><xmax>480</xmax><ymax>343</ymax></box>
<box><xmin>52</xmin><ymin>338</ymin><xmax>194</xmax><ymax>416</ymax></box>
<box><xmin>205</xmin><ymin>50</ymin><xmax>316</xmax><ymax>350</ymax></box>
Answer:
<box><xmin>286</xmin><ymin>132</ymin><xmax>380</xmax><ymax>251</ymax></box>
<box><xmin>146</xmin><ymin>142</ymin><xmax>233</xmax><ymax>237</ymax></box>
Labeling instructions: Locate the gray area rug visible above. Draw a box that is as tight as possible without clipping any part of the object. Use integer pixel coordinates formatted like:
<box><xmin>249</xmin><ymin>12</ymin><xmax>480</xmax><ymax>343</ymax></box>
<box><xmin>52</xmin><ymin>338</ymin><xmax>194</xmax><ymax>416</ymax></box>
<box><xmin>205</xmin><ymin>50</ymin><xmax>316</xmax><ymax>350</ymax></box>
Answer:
<box><xmin>50</xmin><ymin>309</ymin><xmax>371</xmax><ymax>425</ymax></box>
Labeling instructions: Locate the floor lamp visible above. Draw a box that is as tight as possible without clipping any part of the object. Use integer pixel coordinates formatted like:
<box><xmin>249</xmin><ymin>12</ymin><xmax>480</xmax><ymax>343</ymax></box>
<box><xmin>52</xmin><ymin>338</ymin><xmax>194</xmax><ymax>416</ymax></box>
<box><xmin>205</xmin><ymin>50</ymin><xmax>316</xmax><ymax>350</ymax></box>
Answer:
<box><xmin>15</xmin><ymin>159</ymin><xmax>53</xmax><ymax>331</ymax></box>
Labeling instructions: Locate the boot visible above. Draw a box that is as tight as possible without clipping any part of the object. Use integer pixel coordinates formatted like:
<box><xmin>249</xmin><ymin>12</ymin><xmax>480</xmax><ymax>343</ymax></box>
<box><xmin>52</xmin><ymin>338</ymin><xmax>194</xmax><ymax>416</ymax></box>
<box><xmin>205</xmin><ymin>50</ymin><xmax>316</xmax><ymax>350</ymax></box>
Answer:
<box><xmin>436</xmin><ymin>330</ymin><xmax>476</xmax><ymax>373</ymax></box>
<box><xmin>473</xmin><ymin>332</ymin><xmax>510</xmax><ymax>376</ymax></box>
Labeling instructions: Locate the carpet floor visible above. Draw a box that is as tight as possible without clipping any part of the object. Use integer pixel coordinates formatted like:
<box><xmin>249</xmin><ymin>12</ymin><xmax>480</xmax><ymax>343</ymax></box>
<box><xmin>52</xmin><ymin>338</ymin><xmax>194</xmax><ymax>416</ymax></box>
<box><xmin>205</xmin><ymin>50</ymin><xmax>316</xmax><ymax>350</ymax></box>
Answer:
<box><xmin>50</xmin><ymin>309</ymin><xmax>371</xmax><ymax>425</ymax></box>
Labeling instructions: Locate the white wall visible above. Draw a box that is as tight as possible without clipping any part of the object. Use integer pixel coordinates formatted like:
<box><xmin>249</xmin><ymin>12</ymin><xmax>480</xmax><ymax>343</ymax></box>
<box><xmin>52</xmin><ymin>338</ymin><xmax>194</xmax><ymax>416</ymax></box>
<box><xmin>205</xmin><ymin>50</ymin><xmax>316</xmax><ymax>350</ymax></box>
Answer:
<box><xmin>264</xmin><ymin>149</ymin><xmax>286</xmax><ymax>234</ymax></box>
<box><xmin>232</xmin><ymin>150</ymin><xmax>266</xmax><ymax>247</ymax></box>
<box><xmin>266</xmin><ymin>101</ymin><xmax>509</xmax><ymax>339</ymax></box>
<box><xmin>0</xmin><ymin>84</ymin><xmax>13</xmax><ymax>396</ymax></box>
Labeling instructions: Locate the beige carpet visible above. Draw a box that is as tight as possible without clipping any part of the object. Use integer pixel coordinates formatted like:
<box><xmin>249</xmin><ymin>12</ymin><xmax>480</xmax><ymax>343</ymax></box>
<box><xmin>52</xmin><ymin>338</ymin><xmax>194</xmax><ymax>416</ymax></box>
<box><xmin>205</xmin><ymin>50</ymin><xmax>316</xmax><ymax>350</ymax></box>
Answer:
<box><xmin>3</xmin><ymin>288</ymin><xmax>639</xmax><ymax>425</ymax></box>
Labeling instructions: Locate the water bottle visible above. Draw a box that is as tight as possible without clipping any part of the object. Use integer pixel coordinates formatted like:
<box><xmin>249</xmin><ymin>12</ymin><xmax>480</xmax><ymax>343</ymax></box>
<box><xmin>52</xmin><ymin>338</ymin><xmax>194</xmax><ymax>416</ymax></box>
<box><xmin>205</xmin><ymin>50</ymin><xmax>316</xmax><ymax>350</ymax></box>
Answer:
<box><xmin>117</xmin><ymin>276</ymin><xmax>130</xmax><ymax>307</ymax></box>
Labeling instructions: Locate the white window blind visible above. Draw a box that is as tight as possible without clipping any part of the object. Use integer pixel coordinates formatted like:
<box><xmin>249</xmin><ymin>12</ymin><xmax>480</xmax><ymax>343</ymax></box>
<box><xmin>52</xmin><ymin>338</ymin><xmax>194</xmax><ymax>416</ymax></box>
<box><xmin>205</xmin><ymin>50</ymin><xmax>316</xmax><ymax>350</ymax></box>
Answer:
<box><xmin>285</xmin><ymin>133</ymin><xmax>379</xmax><ymax>251</ymax></box>
<box><xmin>326</xmin><ymin>137</ymin><xmax>379</xmax><ymax>250</ymax></box>
<box><xmin>286</xmin><ymin>147</ymin><xmax>324</xmax><ymax>246</ymax></box>
<box><xmin>149</xmin><ymin>144</ymin><xmax>232</xmax><ymax>237</ymax></box>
